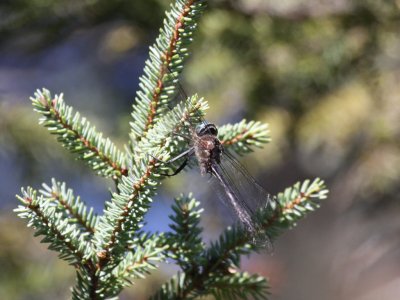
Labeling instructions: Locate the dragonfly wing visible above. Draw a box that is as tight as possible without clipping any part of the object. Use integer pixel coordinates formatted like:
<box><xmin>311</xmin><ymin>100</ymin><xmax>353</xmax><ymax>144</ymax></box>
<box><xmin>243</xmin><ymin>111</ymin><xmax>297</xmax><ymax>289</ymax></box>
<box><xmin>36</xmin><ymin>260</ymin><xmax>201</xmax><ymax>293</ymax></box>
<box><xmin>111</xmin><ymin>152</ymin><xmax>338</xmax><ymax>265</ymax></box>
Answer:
<box><xmin>211</xmin><ymin>163</ymin><xmax>257</xmax><ymax>234</ymax></box>
<box><xmin>210</xmin><ymin>153</ymin><xmax>273</xmax><ymax>247</ymax></box>
<box><xmin>215</xmin><ymin>150</ymin><xmax>273</xmax><ymax>247</ymax></box>
<box><xmin>219</xmin><ymin>149</ymin><xmax>272</xmax><ymax>212</ymax></box>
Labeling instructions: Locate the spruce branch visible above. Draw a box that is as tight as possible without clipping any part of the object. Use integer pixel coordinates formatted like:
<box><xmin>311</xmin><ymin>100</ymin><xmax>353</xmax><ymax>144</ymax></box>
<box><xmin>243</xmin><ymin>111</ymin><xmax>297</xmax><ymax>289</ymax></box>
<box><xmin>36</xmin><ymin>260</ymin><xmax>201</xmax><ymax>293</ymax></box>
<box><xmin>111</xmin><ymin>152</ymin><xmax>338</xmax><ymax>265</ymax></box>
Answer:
<box><xmin>72</xmin><ymin>267</ymin><xmax>99</xmax><ymax>300</ymax></box>
<box><xmin>219</xmin><ymin>120</ymin><xmax>270</xmax><ymax>156</ymax></box>
<box><xmin>31</xmin><ymin>89</ymin><xmax>127</xmax><ymax>179</ymax></box>
<box><xmin>39</xmin><ymin>178</ymin><xmax>98</xmax><ymax>234</ymax></box>
<box><xmin>136</xmin><ymin>95</ymin><xmax>208</xmax><ymax>157</ymax></box>
<box><xmin>109</xmin><ymin>238</ymin><xmax>166</xmax><ymax>291</ymax></box>
<box><xmin>71</xmin><ymin>236</ymin><xmax>167</xmax><ymax>300</ymax></box>
<box><xmin>278</xmin><ymin>178</ymin><xmax>329</xmax><ymax>223</ymax></box>
<box><xmin>94</xmin><ymin>95</ymin><xmax>207</xmax><ymax>266</ymax></box>
<box><xmin>130</xmin><ymin>0</ymin><xmax>207</xmax><ymax>144</ymax></box>
<box><xmin>14</xmin><ymin>0</ymin><xmax>330</xmax><ymax>298</ymax></box>
<box><xmin>72</xmin><ymin>235</ymin><xmax>167</xmax><ymax>300</ymax></box>
<box><xmin>165</xmin><ymin>194</ymin><xmax>205</xmax><ymax>270</ymax></box>
<box><xmin>88</xmin><ymin>97</ymin><xmax>207</xmax><ymax>297</ymax></box>
<box><xmin>150</xmin><ymin>273</ymin><xmax>187</xmax><ymax>300</ymax></box>
<box><xmin>152</xmin><ymin>178</ymin><xmax>328</xmax><ymax>299</ymax></box>
<box><xmin>156</xmin><ymin>191</ymin><xmax>266</xmax><ymax>299</ymax></box>
<box><xmin>210</xmin><ymin>272</ymin><xmax>269</xmax><ymax>300</ymax></box>
<box><xmin>94</xmin><ymin>155</ymin><xmax>159</xmax><ymax>263</ymax></box>
<box><xmin>15</xmin><ymin>187</ymin><xmax>96</xmax><ymax>266</ymax></box>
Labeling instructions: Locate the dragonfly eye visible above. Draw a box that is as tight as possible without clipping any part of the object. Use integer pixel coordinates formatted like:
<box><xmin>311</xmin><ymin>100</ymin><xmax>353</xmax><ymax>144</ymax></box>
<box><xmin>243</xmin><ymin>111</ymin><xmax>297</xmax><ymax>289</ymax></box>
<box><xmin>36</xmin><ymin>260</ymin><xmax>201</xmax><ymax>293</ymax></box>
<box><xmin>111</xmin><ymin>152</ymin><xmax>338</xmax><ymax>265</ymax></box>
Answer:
<box><xmin>207</xmin><ymin>124</ymin><xmax>218</xmax><ymax>135</ymax></box>
<box><xmin>196</xmin><ymin>123</ymin><xmax>218</xmax><ymax>136</ymax></box>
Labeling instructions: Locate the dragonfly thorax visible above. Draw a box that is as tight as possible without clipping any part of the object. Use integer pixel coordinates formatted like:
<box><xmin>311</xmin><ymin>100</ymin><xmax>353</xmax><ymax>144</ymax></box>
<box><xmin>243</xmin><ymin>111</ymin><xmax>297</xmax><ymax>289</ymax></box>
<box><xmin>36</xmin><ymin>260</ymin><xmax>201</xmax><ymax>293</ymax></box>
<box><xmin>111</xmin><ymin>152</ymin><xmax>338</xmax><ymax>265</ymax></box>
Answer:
<box><xmin>193</xmin><ymin>131</ymin><xmax>222</xmax><ymax>176</ymax></box>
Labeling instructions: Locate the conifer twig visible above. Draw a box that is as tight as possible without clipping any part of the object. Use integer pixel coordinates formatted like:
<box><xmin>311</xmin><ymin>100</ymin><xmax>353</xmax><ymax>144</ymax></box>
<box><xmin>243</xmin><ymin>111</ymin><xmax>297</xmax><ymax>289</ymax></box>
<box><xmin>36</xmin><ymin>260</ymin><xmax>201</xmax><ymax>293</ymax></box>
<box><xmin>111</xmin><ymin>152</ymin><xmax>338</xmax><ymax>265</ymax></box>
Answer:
<box><xmin>219</xmin><ymin>120</ymin><xmax>270</xmax><ymax>155</ymax></box>
<box><xmin>31</xmin><ymin>89</ymin><xmax>127</xmax><ymax>179</ymax></box>
<box><xmin>130</xmin><ymin>0</ymin><xmax>207</xmax><ymax>144</ymax></box>
<box><xmin>15</xmin><ymin>187</ymin><xmax>96</xmax><ymax>267</ymax></box>
<box><xmin>40</xmin><ymin>179</ymin><xmax>97</xmax><ymax>234</ymax></box>
<box><xmin>152</xmin><ymin>179</ymin><xmax>328</xmax><ymax>299</ymax></box>
<box><xmin>94</xmin><ymin>96</ymin><xmax>207</xmax><ymax>268</ymax></box>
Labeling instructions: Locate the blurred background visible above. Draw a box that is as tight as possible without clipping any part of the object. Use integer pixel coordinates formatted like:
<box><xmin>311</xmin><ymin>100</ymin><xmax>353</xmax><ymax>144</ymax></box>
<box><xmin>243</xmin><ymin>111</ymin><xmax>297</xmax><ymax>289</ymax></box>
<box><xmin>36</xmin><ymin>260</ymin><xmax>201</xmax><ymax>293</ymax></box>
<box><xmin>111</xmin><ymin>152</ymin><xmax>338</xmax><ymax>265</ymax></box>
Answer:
<box><xmin>1</xmin><ymin>0</ymin><xmax>400</xmax><ymax>299</ymax></box>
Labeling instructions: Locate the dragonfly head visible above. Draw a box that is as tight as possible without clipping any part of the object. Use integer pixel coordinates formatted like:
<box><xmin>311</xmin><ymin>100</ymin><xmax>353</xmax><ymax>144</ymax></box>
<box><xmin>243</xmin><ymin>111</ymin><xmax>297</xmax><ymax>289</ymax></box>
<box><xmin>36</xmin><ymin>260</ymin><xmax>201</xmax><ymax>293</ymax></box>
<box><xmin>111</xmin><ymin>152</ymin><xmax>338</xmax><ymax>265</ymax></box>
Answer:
<box><xmin>196</xmin><ymin>122</ymin><xmax>218</xmax><ymax>136</ymax></box>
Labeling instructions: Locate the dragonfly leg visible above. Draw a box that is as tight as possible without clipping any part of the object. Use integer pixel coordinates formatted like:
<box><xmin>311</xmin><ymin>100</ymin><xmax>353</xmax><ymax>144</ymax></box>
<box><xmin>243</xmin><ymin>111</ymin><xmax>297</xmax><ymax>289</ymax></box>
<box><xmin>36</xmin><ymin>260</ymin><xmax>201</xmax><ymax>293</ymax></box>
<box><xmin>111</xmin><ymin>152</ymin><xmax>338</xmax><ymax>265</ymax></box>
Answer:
<box><xmin>161</xmin><ymin>157</ymin><xmax>188</xmax><ymax>177</ymax></box>
<box><xmin>152</xmin><ymin>147</ymin><xmax>195</xmax><ymax>176</ymax></box>
<box><xmin>151</xmin><ymin>147</ymin><xmax>194</xmax><ymax>165</ymax></box>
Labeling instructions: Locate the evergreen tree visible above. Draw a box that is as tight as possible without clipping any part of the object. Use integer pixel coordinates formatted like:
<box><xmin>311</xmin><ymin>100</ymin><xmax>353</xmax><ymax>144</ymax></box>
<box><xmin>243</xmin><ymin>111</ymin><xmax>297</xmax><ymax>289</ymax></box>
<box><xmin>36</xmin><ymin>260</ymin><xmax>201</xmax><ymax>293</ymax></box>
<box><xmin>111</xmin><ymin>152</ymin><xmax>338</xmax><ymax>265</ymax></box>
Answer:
<box><xmin>15</xmin><ymin>0</ymin><xmax>328</xmax><ymax>299</ymax></box>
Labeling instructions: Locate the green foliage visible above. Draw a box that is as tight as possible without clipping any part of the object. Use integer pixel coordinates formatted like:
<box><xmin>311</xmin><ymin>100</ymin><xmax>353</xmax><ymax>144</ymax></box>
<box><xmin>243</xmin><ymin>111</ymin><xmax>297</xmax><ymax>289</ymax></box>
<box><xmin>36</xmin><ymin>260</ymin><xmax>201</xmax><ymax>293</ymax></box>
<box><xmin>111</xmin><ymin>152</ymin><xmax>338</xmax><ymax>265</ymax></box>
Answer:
<box><xmin>130</xmin><ymin>0</ymin><xmax>207</xmax><ymax>144</ymax></box>
<box><xmin>166</xmin><ymin>194</ymin><xmax>205</xmax><ymax>270</ymax></box>
<box><xmin>40</xmin><ymin>178</ymin><xmax>98</xmax><ymax>234</ymax></box>
<box><xmin>93</xmin><ymin>95</ymin><xmax>206</xmax><ymax>261</ymax></box>
<box><xmin>150</xmin><ymin>272</ymin><xmax>187</xmax><ymax>300</ymax></box>
<box><xmin>31</xmin><ymin>90</ymin><xmax>127</xmax><ymax>179</ymax></box>
<box><xmin>15</xmin><ymin>186</ymin><xmax>95</xmax><ymax>265</ymax></box>
<box><xmin>149</xmin><ymin>178</ymin><xmax>328</xmax><ymax>299</ymax></box>
<box><xmin>277</xmin><ymin>178</ymin><xmax>328</xmax><ymax>225</ymax></box>
<box><xmin>210</xmin><ymin>272</ymin><xmax>269</xmax><ymax>300</ymax></box>
<box><xmin>218</xmin><ymin>120</ymin><xmax>270</xmax><ymax>155</ymax></box>
<box><xmin>14</xmin><ymin>0</ymin><xmax>329</xmax><ymax>299</ymax></box>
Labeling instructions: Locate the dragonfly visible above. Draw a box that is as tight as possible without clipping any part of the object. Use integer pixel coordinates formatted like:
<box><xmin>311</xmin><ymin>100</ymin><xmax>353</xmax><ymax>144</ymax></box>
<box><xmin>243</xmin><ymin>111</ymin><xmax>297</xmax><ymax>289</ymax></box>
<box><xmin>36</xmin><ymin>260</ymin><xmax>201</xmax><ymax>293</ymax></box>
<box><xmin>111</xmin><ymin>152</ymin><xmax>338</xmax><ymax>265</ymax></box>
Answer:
<box><xmin>155</xmin><ymin>79</ymin><xmax>272</xmax><ymax>245</ymax></box>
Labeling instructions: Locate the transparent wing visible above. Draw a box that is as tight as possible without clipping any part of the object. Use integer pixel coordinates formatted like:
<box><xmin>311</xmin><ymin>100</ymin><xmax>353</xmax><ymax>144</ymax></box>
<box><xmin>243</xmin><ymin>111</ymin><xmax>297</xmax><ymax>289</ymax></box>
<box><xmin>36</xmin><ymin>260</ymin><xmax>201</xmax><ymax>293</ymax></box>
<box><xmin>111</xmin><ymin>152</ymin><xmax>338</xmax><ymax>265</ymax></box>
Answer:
<box><xmin>219</xmin><ymin>149</ymin><xmax>271</xmax><ymax>212</ymax></box>
<box><xmin>210</xmin><ymin>150</ymin><xmax>272</xmax><ymax>246</ymax></box>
